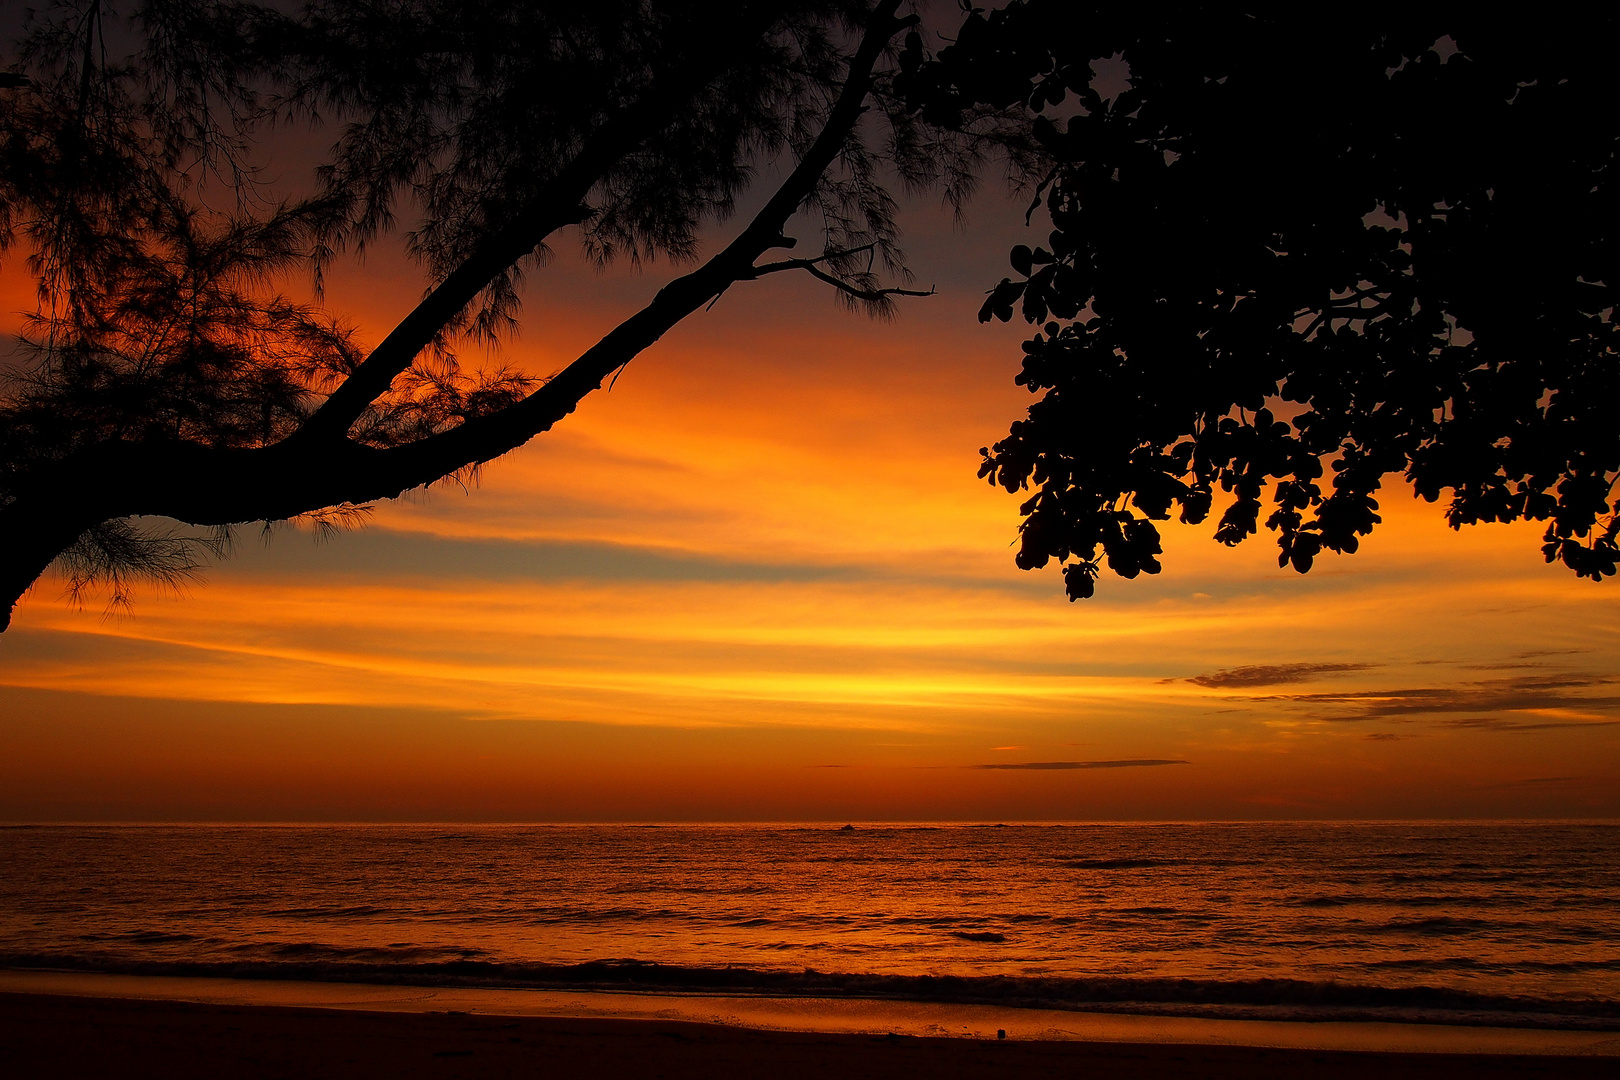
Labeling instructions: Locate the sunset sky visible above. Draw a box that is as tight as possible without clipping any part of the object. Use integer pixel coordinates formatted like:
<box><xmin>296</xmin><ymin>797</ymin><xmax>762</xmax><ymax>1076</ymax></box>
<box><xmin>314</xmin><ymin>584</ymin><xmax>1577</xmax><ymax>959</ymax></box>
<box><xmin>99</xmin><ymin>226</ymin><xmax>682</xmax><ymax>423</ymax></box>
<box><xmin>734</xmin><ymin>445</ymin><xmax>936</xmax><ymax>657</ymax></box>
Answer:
<box><xmin>1</xmin><ymin>185</ymin><xmax>1616</xmax><ymax>823</ymax></box>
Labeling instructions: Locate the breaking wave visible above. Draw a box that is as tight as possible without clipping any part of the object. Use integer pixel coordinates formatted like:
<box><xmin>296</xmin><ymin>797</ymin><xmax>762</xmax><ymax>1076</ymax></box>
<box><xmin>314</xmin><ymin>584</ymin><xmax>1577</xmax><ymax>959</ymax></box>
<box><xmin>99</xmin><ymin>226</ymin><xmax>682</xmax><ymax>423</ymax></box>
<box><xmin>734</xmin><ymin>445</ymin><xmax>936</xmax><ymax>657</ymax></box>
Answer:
<box><xmin>4</xmin><ymin>951</ymin><xmax>1618</xmax><ymax>1030</ymax></box>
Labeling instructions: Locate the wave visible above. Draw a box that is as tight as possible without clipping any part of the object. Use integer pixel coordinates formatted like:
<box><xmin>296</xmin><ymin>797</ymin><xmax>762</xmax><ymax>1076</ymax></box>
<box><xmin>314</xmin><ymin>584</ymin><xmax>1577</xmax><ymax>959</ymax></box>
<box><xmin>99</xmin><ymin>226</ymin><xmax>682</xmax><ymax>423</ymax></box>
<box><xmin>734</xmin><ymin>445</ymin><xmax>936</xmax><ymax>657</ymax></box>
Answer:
<box><xmin>5</xmin><ymin>953</ymin><xmax>1617</xmax><ymax>1030</ymax></box>
<box><xmin>1376</xmin><ymin>917</ymin><xmax>1496</xmax><ymax>936</ymax></box>
<box><xmin>1363</xmin><ymin>957</ymin><xmax>1620</xmax><ymax>974</ymax></box>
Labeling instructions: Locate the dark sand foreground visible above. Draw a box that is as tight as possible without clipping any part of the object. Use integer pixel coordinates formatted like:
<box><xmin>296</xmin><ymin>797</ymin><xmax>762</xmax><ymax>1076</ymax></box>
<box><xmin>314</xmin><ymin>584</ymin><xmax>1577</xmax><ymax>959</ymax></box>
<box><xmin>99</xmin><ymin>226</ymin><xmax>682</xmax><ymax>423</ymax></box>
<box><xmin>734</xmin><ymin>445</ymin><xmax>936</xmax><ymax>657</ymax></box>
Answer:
<box><xmin>3</xmin><ymin>992</ymin><xmax>1616</xmax><ymax>1080</ymax></box>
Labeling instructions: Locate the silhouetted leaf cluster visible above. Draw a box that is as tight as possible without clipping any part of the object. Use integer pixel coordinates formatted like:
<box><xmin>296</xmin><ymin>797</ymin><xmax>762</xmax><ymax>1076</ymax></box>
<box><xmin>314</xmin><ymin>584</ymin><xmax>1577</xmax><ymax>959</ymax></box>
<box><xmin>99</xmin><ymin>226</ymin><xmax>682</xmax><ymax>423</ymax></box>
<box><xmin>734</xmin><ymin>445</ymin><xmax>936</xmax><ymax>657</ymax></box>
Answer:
<box><xmin>910</xmin><ymin>3</ymin><xmax>1620</xmax><ymax>597</ymax></box>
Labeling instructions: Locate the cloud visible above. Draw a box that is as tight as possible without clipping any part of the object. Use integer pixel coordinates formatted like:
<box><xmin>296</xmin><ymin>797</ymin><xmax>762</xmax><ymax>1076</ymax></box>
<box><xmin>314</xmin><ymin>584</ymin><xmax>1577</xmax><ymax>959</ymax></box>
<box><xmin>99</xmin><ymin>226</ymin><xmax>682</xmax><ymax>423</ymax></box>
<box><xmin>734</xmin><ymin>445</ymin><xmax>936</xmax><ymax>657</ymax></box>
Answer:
<box><xmin>237</xmin><ymin>529</ymin><xmax>851</xmax><ymax>586</ymax></box>
<box><xmin>1262</xmin><ymin>673</ymin><xmax>1620</xmax><ymax>723</ymax></box>
<box><xmin>1187</xmin><ymin>663</ymin><xmax>1373</xmax><ymax>688</ymax></box>
<box><xmin>1441</xmin><ymin>717</ymin><xmax>1619</xmax><ymax>733</ymax></box>
<box><xmin>967</xmin><ymin>758</ymin><xmax>1190</xmax><ymax>771</ymax></box>
<box><xmin>1486</xmin><ymin>775</ymin><xmax>1610</xmax><ymax>789</ymax></box>
<box><xmin>1363</xmin><ymin>732</ymin><xmax>1408</xmax><ymax>741</ymax></box>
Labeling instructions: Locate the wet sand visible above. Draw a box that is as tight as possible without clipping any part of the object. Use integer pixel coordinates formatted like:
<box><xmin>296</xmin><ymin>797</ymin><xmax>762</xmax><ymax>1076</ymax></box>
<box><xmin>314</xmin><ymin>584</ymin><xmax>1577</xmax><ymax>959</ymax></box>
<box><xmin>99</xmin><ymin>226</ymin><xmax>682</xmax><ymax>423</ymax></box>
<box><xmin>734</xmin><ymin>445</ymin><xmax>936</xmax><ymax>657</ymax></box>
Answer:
<box><xmin>4</xmin><ymin>990</ymin><xmax>1619</xmax><ymax>1080</ymax></box>
<box><xmin>5</xmin><ymin>969</ymin><xmax>1619</xmax><ymax>1055</ymax></box>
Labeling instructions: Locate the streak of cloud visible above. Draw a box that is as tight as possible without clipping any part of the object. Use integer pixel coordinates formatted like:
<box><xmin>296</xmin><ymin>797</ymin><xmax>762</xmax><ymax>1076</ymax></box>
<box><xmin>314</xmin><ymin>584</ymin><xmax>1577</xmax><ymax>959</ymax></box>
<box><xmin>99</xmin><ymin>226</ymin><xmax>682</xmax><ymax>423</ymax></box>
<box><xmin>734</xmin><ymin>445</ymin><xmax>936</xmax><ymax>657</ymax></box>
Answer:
<box><xmin>1187</xmin><ymin>663</ymin><xmax>1373</xmax><ymax>688</ymax></box>
<box><xmin>1442</xmin><ymin>717</ymin><xmax>1619</xmax><ymax>733</ymax></box>
<box><xmin>1258</xmin><ymin>674</ymin><xmax>1620</xmax><ymax>722</ymax></box>
<box><xmin>967</xmin><ymin>759</ymin><xmax>1190</xmax><ymax>771</ymax></box>
<box><xmin>1486</xmin><ymin>775</ymin><xmax>1610</xmax><ymax>789</ymax></box>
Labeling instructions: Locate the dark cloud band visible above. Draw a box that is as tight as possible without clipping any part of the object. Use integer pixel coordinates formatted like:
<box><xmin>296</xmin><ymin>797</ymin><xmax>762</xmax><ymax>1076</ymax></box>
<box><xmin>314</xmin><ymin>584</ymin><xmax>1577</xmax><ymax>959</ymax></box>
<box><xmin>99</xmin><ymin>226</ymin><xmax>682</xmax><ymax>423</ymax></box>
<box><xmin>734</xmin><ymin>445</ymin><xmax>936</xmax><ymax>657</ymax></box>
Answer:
<box><xmin>1187</xmin><ymin>663</ymin><xmax>1372</xmax><ymax>688</ymax></box>
<box><xmin>968</xmin><ymin>759</ymin><xmax>1189</xmax><ymax>771</ymax></box>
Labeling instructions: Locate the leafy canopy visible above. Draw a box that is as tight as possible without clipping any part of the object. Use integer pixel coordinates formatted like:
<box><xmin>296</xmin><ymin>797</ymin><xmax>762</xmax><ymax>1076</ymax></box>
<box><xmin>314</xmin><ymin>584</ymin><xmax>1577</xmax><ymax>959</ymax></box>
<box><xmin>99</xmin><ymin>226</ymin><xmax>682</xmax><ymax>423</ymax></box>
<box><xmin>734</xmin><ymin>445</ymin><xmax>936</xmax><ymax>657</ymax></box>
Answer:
<box><xmin>906</xmin><ymin>2</ymin><xmax>1620</xmax><ymax>598</ymax></box>
<box><xmin>9</xmin><ymin>1</ymin><xmax>1609</xmax><ymax>626</ymax></box>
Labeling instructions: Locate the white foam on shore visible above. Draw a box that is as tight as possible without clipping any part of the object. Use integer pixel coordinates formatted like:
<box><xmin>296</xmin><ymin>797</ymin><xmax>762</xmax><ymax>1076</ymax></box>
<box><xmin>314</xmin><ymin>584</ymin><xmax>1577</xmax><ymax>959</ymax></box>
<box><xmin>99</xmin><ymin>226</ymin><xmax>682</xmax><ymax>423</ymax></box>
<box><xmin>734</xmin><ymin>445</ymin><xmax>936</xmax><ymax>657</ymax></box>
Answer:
<box><xmin>4</xmin><ymin>969</ymin><xmax>1619</xmax><ymax>1056</ymax></box>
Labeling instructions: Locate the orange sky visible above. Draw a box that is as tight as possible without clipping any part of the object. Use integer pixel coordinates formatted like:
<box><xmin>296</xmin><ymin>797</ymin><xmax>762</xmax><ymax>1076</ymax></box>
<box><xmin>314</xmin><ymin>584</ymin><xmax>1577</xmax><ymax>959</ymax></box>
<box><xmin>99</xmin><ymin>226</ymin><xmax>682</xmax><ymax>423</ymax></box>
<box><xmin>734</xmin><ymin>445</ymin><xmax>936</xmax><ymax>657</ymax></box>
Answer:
<box><xmin>1</xmin><ymin>193</ymin><xmax>1616</xmax><ymax>822</ymax></box>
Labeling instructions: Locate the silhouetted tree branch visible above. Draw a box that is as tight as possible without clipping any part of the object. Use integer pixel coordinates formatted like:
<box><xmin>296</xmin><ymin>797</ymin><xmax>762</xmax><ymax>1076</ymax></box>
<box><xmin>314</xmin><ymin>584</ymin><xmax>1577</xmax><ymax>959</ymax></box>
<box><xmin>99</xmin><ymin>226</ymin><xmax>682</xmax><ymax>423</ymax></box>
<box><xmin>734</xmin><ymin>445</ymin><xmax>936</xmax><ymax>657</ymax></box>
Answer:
<box><xmin>749</xmin><ymin>244</ymin><xmax>936</xmax><ymax>309</ymax></box>
<box><xmin>1</xmin><ymin>0</ymin><xmax>1029</xmax><ymax>629</ymax></box>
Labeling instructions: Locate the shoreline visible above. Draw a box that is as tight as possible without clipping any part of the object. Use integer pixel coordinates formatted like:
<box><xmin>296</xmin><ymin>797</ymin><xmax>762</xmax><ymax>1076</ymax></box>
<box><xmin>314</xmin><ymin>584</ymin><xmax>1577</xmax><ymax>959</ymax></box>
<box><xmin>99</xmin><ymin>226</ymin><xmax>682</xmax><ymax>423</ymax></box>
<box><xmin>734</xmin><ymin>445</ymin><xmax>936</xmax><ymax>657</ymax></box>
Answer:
<box><xmin>4</xmin><ymin>989</ymin><xmax>1618</xmax><ymax>1080</ymax></box>
<box><xmin>3</xmin><ymin>969</ymin><xmax>1617</xmax><ymax>1057</ymax></box>
<box><xmin>6</xmin><ymin>955</ymin><xmax>1616</xmax><ymax>1031</ymax></box>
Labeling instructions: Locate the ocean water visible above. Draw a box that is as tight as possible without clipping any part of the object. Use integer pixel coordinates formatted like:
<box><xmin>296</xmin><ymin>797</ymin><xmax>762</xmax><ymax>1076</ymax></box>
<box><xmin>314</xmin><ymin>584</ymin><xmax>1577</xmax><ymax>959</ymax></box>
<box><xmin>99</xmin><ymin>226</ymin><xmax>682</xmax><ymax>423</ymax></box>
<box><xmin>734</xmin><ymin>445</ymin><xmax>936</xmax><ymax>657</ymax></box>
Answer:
<box><xmin>2</xmin><ymin>822</ymin><xmax>1617</xmax><ymax>1026</ymax></box>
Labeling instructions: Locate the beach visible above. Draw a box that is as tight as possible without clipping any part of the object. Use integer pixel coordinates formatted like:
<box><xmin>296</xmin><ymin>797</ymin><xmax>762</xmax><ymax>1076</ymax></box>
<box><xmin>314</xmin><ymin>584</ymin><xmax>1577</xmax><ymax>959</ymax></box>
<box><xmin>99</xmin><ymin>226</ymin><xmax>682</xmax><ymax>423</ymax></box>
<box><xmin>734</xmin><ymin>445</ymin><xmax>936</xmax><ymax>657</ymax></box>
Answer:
<box><xmin>4</xmin><ymin>970</ymin><xmax>1618</xmax><ymax>1079</ymax></box>
<box><xmin>5</xmin><ymin>988</ymin><xmax>1618</xmax><ymax>1080</ymax></box>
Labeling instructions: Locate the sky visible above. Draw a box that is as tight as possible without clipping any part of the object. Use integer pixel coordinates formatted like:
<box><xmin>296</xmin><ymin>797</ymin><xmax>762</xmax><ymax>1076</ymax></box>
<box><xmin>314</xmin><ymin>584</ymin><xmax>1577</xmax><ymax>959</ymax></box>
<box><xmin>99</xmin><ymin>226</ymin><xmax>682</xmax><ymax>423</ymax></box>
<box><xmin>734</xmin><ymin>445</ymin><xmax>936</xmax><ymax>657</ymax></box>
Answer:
<box><xmin>1</xmin><ymin>173</ymin><xmax>1617</xmax><ymax>822</ymax></box>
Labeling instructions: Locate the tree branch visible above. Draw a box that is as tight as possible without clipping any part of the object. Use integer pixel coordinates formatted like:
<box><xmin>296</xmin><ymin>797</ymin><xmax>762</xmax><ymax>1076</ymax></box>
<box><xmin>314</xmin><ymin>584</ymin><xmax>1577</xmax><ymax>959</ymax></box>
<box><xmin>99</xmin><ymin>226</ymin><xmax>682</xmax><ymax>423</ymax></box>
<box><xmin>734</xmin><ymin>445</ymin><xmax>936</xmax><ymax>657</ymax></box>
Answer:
<box><xmin>747</xmin><ymin>249</ymin><xmax>936</xmax><ymax>303</ymax></box>
<box><xmin>0</xmin><ymin>2</ymin><xmax>918</xmax><ymax>631</ymax></box>
<box><xmin>350</xmin><ymin>0</ymin><xmax>916</xmax><ymax>493</ymax></box>
<box><xmin>293</xmin><ymin>9</ymin><xmax>783</xmax><ymax>444</ymax></box>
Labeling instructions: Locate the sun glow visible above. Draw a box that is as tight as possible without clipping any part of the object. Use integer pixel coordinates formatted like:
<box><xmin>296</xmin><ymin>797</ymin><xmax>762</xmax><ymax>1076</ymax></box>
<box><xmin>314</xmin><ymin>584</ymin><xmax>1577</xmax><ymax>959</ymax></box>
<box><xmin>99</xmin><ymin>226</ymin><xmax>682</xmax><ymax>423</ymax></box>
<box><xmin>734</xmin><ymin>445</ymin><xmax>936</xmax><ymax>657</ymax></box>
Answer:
<box><xmin>3</xmin><ymin>212</ymin><xmax>1617</xmax><ymax>821</ymax></box>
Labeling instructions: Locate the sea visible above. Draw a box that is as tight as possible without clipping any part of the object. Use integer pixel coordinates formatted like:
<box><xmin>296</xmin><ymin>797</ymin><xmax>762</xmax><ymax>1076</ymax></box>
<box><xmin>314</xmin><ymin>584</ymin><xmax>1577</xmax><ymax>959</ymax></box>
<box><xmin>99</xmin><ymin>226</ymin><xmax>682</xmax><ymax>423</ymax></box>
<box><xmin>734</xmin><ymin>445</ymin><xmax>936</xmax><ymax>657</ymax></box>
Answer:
<box><xmin>2</xmin><ymin>821</ymin><xmax>1617</xmax><ymax>1029</ymax></box>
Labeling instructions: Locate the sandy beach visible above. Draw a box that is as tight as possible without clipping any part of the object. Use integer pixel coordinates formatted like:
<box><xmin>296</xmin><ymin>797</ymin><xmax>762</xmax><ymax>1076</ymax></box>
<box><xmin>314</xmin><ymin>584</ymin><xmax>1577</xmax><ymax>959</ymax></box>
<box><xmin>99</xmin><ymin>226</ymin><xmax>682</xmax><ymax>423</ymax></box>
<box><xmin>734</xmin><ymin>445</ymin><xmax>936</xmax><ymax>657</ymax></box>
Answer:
<box><xmin>3</xmin><ymin>990</ymin><xmax>1617</xmax><ymax>1080</ymax></box>
<box><xmin>3</xmin><ymin>970</ymin><xmax>1618</xmax><ymax>1080</ymax></box>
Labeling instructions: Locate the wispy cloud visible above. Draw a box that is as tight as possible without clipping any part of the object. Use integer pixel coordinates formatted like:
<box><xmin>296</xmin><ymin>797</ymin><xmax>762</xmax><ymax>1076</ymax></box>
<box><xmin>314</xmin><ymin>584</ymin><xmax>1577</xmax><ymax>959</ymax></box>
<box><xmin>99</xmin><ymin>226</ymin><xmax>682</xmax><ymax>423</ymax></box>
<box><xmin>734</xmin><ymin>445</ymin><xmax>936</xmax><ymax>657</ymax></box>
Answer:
<box><xmin>1486</xmin><ymin>775</ymin><xmax>1610</xmax><ymax>789</ymax></box>
<box><xmin>1187</xmin><ymin>663</ymin><xmax>1373</xmax><ymax>688</ymax></box>
<box><xmin>967</xmin><ymin>759</ymin><xmax>1190</xmax><ymax>771</ymax></box>
<box><xmin>1442</xmin><ymin>717</ymin><xmax>1619</xmax><ymax>733</ymax></box>
<box><xmin>1261</xmin><ymin>674</ymin><xmax>1620</xmax><ymax>722</ymax></box>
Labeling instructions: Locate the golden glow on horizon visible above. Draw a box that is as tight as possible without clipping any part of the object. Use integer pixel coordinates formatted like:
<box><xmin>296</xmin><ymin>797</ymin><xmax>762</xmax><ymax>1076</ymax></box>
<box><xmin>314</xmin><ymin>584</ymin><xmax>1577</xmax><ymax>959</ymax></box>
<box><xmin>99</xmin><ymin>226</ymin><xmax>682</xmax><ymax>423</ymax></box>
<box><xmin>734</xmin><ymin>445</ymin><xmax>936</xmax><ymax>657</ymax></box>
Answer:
<box><xmin>1</xmin><ymin>225</ymin><xmax>1617</xmax><ymax>821</ymax></box>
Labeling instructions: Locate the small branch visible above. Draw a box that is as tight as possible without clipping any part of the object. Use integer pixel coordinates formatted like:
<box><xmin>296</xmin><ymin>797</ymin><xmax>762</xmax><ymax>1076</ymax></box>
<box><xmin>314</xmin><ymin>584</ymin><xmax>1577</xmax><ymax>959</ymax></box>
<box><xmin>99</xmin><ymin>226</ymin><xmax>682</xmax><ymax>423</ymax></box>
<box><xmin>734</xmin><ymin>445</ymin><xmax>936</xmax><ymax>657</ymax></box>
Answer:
<box><xmin>750</xmin><ymin>242</ymin><xmax>934</xmax><ymax>302</ymax></box>
<box><xmin>749</xmin><ymin>256</ymin><xmax>935</xmax><ymax>302</ymax></box>
<box><xmin>1299</xmin><ymin>290</ymin><xmax>1393</xmax><ymax>338</ymax></box>
<box><xmin>755</xmin><ymin>242</ymin><xmax>878</xmax><ymax>270</ymax></box>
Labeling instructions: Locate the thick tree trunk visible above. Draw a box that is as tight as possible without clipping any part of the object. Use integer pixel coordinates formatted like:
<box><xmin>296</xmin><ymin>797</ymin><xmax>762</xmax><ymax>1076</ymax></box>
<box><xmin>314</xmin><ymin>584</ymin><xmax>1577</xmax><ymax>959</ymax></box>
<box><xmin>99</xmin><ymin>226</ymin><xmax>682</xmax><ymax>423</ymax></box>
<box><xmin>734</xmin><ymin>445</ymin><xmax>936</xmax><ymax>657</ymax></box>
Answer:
<box><xmin>0</xmin><ymin>508</ymin><xmax>100</xmax><ymax>632</ymax></box>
